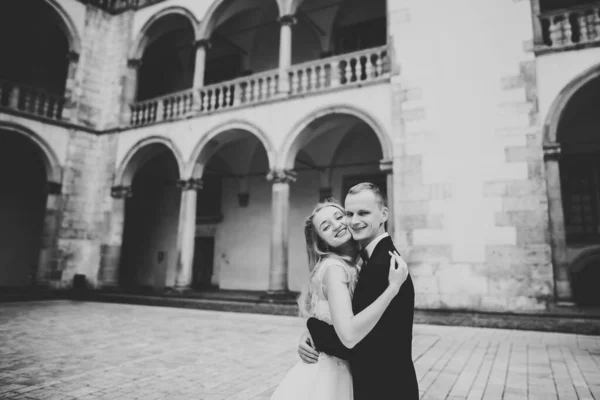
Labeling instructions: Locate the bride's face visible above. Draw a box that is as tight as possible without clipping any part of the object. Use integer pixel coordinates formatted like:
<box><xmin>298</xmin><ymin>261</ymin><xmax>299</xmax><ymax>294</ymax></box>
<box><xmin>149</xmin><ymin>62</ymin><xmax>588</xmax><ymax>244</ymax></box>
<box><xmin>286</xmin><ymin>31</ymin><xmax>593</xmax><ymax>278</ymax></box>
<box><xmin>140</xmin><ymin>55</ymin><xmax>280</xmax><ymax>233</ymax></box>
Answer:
<box><xmin>313</xmin><ymin>205</ymin><xmax>352</xmax><ymax>249</ymax></box>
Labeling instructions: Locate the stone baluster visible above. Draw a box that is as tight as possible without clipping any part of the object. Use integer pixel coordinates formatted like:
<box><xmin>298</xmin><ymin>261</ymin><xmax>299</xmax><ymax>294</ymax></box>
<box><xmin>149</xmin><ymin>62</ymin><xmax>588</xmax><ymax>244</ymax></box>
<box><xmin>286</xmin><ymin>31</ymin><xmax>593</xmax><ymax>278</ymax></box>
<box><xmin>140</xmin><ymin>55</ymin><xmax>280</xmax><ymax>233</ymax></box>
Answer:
<box><xmin>267</xmin><ymin>169</ymin><xmax>297</xmax><ymax>293</ymax></box>
<box><xmin>174</xmin><ymin>178</ymin><xmax>203</xmax><ymax>290</ymax></box>
<box><xmin>9</xmin><ymin>85</ymin><xmax>20</xmax><ymax>110</ymax></box>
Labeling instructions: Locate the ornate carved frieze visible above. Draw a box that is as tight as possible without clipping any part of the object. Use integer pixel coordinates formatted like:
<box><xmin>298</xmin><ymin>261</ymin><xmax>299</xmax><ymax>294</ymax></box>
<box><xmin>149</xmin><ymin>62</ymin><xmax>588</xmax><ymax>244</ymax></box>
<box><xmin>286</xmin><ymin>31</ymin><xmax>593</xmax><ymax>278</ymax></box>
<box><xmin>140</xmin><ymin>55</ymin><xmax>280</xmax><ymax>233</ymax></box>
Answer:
<box><xmin>266</xmin><ymin>169</ymin><xmax>297</xmax><ymax>184</ymax></box>
<box><xmin>177</xmin><ymin>178</ymin><xmax>203</xmax><ymax>191</ymax></box>
<box><xmin>110</xmin><ymin>185</ymin><xmax>133</xmax><ymax>199</ymax></box>
<box><xmin>543</xmin><ymin>143</ymin><xmax>561</xmax><ymax>162</ymax></box>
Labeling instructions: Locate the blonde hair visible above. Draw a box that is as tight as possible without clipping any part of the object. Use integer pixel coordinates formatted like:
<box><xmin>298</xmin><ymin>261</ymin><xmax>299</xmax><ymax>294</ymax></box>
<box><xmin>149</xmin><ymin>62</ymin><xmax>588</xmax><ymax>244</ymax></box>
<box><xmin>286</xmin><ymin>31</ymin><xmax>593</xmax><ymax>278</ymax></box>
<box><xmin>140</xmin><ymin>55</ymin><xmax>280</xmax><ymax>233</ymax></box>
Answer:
<box><xmin>297</xmin><ymin>199</ymin><xmax>358</xmax><ymax>317</ymax></box>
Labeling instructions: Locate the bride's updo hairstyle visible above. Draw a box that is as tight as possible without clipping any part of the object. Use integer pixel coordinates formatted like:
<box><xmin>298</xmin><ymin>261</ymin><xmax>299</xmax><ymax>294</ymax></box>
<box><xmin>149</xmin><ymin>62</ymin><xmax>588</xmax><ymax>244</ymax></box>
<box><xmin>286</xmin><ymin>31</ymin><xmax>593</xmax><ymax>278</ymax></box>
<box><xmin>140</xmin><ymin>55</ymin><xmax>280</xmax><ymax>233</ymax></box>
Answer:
<box><xmin>297</xmin><ymin>199</ymin><xmax>358</xmax><ymax>317</ymax></box>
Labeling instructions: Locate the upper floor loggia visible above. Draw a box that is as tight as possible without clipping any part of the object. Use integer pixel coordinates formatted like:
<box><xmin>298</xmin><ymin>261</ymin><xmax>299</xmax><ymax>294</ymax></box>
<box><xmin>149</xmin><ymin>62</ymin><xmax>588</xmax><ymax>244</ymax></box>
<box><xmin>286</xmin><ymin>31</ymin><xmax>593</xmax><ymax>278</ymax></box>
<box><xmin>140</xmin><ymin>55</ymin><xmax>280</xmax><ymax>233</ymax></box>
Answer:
<box><xmin>0</xmin><ymin>0</ymin><xmax>392</xmax><ymax>129</ymax></box>
<box><xmin>125</xmin><ymin>0</ymin><xmax>391</xmax><ymax>127</ymax></box>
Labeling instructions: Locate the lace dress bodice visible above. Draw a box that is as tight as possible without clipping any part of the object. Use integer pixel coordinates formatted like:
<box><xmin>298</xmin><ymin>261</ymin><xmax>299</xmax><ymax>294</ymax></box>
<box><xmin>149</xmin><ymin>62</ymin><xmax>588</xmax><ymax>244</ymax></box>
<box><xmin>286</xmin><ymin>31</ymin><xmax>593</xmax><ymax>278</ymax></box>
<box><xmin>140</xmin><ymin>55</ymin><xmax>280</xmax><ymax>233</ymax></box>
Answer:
<box><xmin>308</xmin><ymin>258</ymin><xmax>357</xmax><ymax>325</ymax></box>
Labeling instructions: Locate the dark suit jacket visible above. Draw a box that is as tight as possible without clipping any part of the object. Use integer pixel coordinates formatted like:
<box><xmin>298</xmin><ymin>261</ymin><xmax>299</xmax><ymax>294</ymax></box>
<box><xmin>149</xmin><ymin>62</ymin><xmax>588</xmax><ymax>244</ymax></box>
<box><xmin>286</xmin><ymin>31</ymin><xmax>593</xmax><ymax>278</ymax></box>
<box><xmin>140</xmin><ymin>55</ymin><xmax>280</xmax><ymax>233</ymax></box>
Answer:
<box><xmin>307</xmin><ymin>236</ymin><xmax>418</xmax><ymax>400</ymax></box>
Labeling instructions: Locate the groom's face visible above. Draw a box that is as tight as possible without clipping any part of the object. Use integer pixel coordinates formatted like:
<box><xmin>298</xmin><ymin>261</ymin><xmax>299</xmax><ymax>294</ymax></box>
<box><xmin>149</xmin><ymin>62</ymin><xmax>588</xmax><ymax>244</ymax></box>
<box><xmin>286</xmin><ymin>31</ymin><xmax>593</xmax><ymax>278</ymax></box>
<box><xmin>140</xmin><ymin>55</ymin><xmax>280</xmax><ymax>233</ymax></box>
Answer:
<box><xmin>344</xmin><ymin>190</ymin><xmax>388</xmax><ymax>246</ymax></box>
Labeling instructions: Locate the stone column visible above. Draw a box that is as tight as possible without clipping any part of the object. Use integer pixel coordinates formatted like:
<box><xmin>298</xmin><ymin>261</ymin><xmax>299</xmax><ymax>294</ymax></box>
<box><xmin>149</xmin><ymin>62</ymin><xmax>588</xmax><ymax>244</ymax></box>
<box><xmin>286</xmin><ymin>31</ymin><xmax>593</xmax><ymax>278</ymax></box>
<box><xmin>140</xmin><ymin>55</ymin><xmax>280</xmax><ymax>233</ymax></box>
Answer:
<box><xmin>193</xmin><ymin>39</ymin><xmax>210</xmax><ymax>88</ymax></box>
<box><xmin>36</xmin><ymin>182</ymin><xmax>63</xmax><ymax>285</ymax></box>
<box><xmin>192</xmin><ymin>39</ymin><xmax>210</xmax><ymax>112</ymax></box>
<box><xmin>121</xmin><ymin>58</ymin><xmax>142</xmax><ymax>125</ymax></box>
<box><xmin>174</xmin><ymin>178</ymin><xmax>202</xmax><ymax>290</ymax></box>
<box><xmin>543</xmin><ymin>144</ymin><xmax>572</xmax><ymax>303</ymax></box>
<box><xmin>63</xmin><ymin>51</ymin><xmax>80</xmax><ymax>122</ymax></box>
<box><xmin>267</xmin><ymin>169</ymin><xmax>297</xmax><ymax>293</ymax></box>
<box><xmin>98</xmin><ymin>185</ymin><xmax>132</xmax><ymax>287</ymax></box>
<box><xmin>380</xmin><ymin>159</ymin><xmax>394</xmax><ymax>238</ymax></box>
<box><xmin>277</xmin><ymin>15</ymin><xmax>296</xmax><ymax>94</ymax></box>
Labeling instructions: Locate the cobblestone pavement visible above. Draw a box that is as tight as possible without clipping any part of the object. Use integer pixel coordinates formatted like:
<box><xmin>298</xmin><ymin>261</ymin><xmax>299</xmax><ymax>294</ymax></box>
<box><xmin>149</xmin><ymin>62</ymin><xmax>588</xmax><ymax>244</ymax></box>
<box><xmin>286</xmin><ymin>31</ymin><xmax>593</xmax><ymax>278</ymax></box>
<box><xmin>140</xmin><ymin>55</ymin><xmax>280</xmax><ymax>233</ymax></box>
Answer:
<box><xmin>1</xmin><ymin>301</ymin><xmax>600</xmax><ymax>400</ymax></box>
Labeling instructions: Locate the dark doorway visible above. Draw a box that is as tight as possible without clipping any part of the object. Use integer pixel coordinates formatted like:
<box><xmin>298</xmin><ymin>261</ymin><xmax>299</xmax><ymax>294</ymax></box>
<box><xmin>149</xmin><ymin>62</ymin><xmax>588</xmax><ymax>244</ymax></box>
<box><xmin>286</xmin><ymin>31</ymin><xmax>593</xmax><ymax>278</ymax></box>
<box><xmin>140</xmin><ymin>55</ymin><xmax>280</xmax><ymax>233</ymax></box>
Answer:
<box><xmin>192</xmin><ymin>237</ymin><xmax>216</xmax><ymax>289</ymax></box>
<box><xmin>0</xmin><ymin>131</ymin><xmax>47</xmax><ymax>287</ymax></box>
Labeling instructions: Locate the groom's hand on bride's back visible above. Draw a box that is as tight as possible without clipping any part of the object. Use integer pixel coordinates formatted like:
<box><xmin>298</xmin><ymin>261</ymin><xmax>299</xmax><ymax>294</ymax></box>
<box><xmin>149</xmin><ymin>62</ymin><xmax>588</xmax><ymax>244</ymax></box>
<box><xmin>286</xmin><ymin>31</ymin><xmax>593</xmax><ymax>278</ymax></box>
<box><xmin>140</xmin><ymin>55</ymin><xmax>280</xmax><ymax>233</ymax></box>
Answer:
<box><xmin>298</xmin><ymin>330</ymin><xmax>319</xmax><ymax>364</ymax></box>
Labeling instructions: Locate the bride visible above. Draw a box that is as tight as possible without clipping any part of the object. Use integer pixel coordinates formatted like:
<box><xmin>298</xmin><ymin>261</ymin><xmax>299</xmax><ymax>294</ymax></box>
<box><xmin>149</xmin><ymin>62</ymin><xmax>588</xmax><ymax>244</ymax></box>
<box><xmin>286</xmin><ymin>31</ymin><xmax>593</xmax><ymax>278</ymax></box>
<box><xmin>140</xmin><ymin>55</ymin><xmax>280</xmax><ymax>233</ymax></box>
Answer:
<box><xmin>270</xmin><ymin>199</ymin><xmax>407</xmax><ymax>399</ymax></box>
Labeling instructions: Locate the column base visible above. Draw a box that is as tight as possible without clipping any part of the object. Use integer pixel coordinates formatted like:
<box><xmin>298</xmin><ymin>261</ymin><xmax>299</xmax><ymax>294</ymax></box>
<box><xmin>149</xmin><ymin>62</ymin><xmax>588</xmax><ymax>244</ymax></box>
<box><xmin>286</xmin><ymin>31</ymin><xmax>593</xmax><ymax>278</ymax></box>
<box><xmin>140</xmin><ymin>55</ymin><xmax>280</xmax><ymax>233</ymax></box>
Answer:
<box><xmin>555</xmin><ymin>279</ymin><xmax>573</xmax><ymax>302</ymax></box>
<box><xmin>555</xmin><ymin>301</ymin><xmax>576</xmax><ymax>308</ymax></box>
<box><xmin>262</xmin><ymin>290</ymin><xmax>296</xmax><ymax>303</ymax></box>
<box><xmin>169</xmin><ymin>286</ymin><xmax>192</xmax><ymax>295</ymax></box>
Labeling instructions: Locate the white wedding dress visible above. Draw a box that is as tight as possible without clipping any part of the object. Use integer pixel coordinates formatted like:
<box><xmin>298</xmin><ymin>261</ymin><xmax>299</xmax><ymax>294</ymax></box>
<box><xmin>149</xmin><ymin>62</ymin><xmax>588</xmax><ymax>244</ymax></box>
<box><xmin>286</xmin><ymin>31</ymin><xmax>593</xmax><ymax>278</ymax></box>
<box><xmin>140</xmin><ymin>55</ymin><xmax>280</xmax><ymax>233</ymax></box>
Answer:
<box><xmin>270</xmin><ymin>258</ymin><xmax>355</xmax><ymax>400</ymax></box>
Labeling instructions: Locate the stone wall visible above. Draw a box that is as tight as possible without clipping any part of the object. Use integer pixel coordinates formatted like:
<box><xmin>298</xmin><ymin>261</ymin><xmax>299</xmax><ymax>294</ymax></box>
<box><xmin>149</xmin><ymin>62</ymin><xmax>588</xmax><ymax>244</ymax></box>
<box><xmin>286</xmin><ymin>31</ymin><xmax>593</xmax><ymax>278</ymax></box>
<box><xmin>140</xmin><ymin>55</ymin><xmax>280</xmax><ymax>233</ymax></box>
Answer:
<box><xmin>388</xmin><ymin>0</ymin><xmax>553</xmax><ymax>311</ymax></box>
<box><xmin>73</xmin><ymin>6</ymin><xmax>134</xmax><ymax>129</ymax></box>
<box><xmin>55</xmin><ymin>131</ymin><xmax>118</xmax><ymax>288</ymax></box>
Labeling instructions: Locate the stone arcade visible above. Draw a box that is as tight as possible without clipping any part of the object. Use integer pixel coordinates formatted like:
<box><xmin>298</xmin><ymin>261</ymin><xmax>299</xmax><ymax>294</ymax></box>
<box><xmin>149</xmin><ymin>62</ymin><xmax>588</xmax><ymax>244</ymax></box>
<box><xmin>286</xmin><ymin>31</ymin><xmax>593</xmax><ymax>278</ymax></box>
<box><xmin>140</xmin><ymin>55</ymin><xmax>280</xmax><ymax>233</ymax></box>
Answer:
<box><xmin>1</xmin><ymin>0</ymin><xmax>599</xmax><ymax>312</ymax></box>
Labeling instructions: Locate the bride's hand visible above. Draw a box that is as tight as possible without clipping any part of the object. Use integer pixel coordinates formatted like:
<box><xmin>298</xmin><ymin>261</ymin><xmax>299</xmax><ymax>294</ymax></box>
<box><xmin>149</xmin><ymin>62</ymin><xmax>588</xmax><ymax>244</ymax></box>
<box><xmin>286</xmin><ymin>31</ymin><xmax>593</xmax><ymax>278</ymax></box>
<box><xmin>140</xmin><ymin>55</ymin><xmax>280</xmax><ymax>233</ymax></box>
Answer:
<box><xmin>387</xmin><ymin>251</ymin><xmax>408</xmax><ymax>292</ymax></box>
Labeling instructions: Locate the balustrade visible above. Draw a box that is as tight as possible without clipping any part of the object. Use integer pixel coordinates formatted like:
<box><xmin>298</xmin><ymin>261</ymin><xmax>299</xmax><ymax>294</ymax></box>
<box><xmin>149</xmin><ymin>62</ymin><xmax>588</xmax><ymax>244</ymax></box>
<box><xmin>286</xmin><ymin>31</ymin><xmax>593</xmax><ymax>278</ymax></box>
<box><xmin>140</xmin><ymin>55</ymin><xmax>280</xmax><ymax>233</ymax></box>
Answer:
<box><xmin>0</xmin><ymin>80</ymin><xmax>65</xmax><ymax>121</ymax></box>
<box><xmin>539</xmin><ymin>3</ymin><xmax>600</xmax><ymax>49</ymax></box>
<box><xmin>128</xmin><ymin>46</ymin><xmax>391</xmax><ymax>127</ymax></box>
<box><xmin>287</xmin><ymin>46</ymin><xmax>389</xmax><ymax>95</ymax></box>
<box><xmin>130</xmin><ymin>88</ymin><xmax>195</xmax><ymax>126</ymax></box>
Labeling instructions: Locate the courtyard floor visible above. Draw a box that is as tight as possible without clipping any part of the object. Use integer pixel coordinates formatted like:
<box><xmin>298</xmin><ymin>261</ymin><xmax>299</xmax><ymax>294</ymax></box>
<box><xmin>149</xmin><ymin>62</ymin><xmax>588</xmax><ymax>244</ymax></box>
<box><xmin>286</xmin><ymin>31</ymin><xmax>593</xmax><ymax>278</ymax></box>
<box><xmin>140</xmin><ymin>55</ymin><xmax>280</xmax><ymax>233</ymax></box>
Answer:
<box><xmin>1</xmin><ymin>301</ymin><xmax>600</xmax><ymax>400</ymax></box>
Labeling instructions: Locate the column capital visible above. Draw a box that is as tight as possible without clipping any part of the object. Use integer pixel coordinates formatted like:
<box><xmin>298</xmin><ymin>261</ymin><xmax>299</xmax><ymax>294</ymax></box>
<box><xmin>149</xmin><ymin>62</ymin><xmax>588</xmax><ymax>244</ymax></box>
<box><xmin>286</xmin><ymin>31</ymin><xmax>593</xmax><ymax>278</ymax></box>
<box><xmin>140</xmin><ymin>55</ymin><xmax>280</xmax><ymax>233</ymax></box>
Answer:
<box><xmin>278</xmin><ymin>14</ymin><xmax>297</xmax><ymax>26</ymax></box>
<box><xmin>267</xmin><ymin>169</ymin><xmax>297</xmax><ymax>184</ymax></box>
<box><xmin>127</xmin><ymin>58</ymin><xmax>143</xmax><ymax>69</ymax></box>
<box><xmin>177</xmin><ymin>178</ymin><xmax>203</xmax><ymax>191</ymax></box>
<box><xmin>46</xmin><ymin>181</ymin><xmax>62</xmax><ymax>195</ymax></box>
<box><xmin>111</xmin><ymin>185</ymin><xmax>133</xmax><ymax>199</ymax></box>
<box><xmin>193</xmin><ymin>39</ymin><xmax>212</xmax><ymax>50</ymax></box>
<box><xmin>379</xmin><ymin>159</ymin><xmax>393</xmax><ymax>173</ymax></box>
<box><xmin>66</xmin><ymin>51</ymin><xmax>80</xmax><ymax>62</ymax></box>
<box><xmin>543</xmin><ymin>143</ymin><xmax>561</xmax><ymax>161</ymax></box>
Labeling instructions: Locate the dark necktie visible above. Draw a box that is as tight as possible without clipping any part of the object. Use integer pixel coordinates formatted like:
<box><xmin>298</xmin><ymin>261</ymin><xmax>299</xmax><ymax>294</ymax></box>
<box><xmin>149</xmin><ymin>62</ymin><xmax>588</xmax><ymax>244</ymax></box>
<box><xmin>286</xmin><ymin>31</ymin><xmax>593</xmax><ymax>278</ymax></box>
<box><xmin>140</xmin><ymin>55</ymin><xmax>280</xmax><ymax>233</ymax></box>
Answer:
<box><xmin>359</xmin><ymin>249</ymin><xmax>369</xmax><ymax>264</ymax></box>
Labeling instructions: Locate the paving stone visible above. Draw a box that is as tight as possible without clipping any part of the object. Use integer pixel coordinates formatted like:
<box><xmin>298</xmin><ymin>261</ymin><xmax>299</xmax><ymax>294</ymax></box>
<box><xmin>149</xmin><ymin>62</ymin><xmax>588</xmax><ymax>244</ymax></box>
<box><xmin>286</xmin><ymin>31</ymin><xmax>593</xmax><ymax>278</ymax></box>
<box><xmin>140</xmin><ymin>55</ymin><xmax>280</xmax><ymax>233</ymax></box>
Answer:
<box><xmin>1</xmin><ymin>301</ymin><xmax>600</xmax><ymax>399</ymax></box>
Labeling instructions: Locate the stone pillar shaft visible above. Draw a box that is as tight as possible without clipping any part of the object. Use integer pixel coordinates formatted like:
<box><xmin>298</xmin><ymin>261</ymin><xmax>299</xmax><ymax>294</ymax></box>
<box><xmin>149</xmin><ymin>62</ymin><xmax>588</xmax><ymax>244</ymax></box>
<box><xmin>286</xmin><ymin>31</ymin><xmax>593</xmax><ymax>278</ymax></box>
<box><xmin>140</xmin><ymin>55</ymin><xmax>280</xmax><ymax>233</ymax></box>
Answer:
<box><xmin>267</xmin><ymin>169</ymin><xmax>296</xmax><ymax>293</ymax></box>
<box><xmin>98</xmin><ymin>186</ymin><xmax>132</xmax><ymax>287</ymax></box>
<box><xmin>63</xmin><ymin>51</ymin><xmax>80</xmax><ymax>122</ymax></box>
<box><xmin>278</xmin><ymin>15</ymin><xmax>295</xmax><ymax>94</ymax></box>
<box><xmin>175</xmin><ymin>179</ymin><xmax>202</xmax><ymax>289</ymax></box>
<box><xmin>193</xmin><ymin>40</ymin><xmax>210</xmax><ymax>88</ymax></box>
<box><xmin>36</xmin><ymin>182</ymin><xmax>63</xmax><ymax>285</ymax></box>
<box><xmin>380</xmin><ymin>159</ymin><xmax>394</xmax><ymax>239</ymax></box>
<box><xmin>543</xmin><ymin>144</ymin><xmax>572</xmax><ymax>302</ymax></box>
<box><xmin>121</xmin><ymin>59</ymin><xmax>141</xmax><ymax>125</ymax></box>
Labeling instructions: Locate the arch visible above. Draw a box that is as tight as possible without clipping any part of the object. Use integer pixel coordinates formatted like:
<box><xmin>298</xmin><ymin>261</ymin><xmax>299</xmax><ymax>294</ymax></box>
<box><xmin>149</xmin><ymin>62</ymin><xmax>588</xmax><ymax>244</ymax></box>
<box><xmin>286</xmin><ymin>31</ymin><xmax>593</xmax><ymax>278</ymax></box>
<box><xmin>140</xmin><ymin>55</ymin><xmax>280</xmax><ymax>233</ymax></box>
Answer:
<box><xmin>569</xmin><ymin>246</ymin><xmax>600</xmax><ymax>275</ymax></box>
<box><xmin>185</xmin><ymin>120</ymin><xmax>276</xmax><ymax>178</ymax></box>
<box><xmin>0</xmin><ymin>121</ymin><xmax>62</xmax><ymax>183</ymax></box>
<box><xmin>128</xmin><ymin>6</ymin><xmax>200</xmax><ymax>60</ymax></box>
<box><xmin>197</xmin><ymin>0</ymin><xmax>284</xmax><ymax>40</ymax></box>
<box><xmin>543</xmin><ymin>63</ymin><xmax>600</xmax><ymax>145</ymax></box>
<box><xmin>44</xmin><ymin>0</ymin><xmax>82</xmax><ymax>54</ymax></box>
<box><xmin>279</xmin><ymin>104</ymin><xmax>392</xmax><ymax>169</ymax></box>
<box><xmin>114</xmin><ymin>136</ymin><xmax>185</xmax><ymax>187</ymax></box>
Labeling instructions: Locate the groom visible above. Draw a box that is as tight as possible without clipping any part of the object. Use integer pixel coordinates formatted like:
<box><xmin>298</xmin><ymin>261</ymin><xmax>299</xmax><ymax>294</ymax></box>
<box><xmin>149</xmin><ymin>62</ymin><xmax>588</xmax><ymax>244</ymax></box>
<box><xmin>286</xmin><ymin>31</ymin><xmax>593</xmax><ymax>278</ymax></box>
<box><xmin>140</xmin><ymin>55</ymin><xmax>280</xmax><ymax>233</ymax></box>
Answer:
<box><xmin>298</xmin><ymin>182</ymin><xmax>419</xmax><ymax>399</ymax></box>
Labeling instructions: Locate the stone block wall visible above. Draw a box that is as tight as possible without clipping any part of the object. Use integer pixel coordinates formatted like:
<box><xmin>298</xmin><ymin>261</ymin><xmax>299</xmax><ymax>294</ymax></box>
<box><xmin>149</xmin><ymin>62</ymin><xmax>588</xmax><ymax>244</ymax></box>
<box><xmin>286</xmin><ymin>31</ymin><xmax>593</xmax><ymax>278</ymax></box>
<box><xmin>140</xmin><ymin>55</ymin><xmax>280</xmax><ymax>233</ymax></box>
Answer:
<box><xmin>54</xmin><ymin>130</ymin><xmax>118</xmax><ymax>288</ymax></box>
<box><xmin>72</xmin><ymin>6</ymin><xmax>134</xmax><ymax>129</ymax></box>
<box><xmin>46</xmin><ymin>5</ymin><xmax>135</xmax><ymax>288</ymax></box>
<box><xmin>388</xmin><ymin>0</ymin><xmax>553</xmax><ymax>311</ymax></box>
